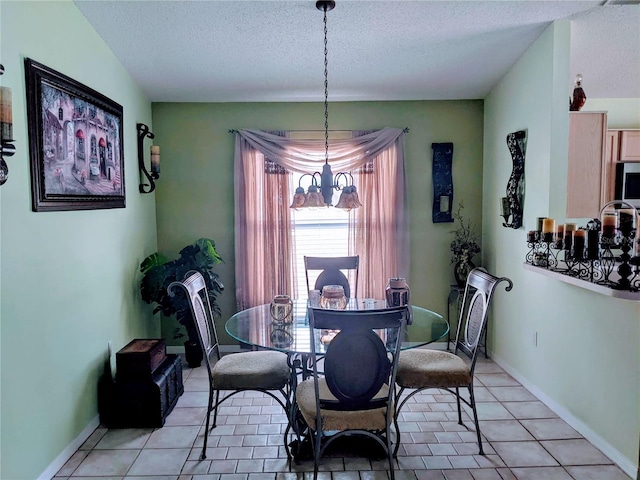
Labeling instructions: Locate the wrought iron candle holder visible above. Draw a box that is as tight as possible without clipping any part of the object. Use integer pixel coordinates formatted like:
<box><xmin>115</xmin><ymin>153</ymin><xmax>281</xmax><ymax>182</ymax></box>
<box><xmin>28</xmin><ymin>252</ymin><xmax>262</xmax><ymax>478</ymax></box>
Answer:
<box><xmin>502</xmin><ymin>130</ymin><xmax>526</xmax><ymax>229</ymax></box>
<box><xmin>137</xmin><ymin>123</ymin><xmax>159</xmax><ymax>194</ymax></box>
<box><xmin>524</xmin><ymin>202</ymin><xmax>640</xmax><ymax>292</ymax></box>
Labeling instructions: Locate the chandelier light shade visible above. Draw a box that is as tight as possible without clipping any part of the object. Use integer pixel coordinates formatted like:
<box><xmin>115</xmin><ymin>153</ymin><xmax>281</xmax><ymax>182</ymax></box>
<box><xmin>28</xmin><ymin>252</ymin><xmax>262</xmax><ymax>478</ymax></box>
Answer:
<box><xmin>289</xmin><ymin>0</ymin><xmax>361</xmax><ymax>212</ymax></box>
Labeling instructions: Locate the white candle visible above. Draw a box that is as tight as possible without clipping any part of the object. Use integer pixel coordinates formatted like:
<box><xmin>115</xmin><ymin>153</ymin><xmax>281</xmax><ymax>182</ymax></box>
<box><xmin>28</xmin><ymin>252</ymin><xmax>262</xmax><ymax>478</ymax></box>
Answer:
<box><xmin>500</xmin><ymin>197</ymin><xmax>510</xmax><ymax>216</ymax></box>
<box><xmin>439</xmin><ymin>195</ymin><xmax>449</xmax><ymax>213</ymax></box>
<box><xmin>150</xmin><ymin>145</ymin><xmax>160</xmax><ymax>174</ymax></box>
<box><xmin>0</xmin><ymin>86</ymin><xmax>13</xmax><ymax>142</ymax></box>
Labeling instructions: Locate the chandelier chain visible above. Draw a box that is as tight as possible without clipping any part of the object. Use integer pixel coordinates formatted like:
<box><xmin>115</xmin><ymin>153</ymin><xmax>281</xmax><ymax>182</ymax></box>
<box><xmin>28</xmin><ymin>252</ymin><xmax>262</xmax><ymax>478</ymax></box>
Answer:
<box><xmin>323</xmin><ymin>5</ymin><xmax>329</xmax><ymax>165</ymax></box>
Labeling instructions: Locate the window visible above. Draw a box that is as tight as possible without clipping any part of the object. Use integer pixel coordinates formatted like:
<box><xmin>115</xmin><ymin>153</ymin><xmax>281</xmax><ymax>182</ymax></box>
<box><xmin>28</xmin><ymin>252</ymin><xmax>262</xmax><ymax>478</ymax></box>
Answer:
<box><xmin>233</xmin><ymin>128</ymin><xmax>407</xmax><ymax>310</ymax></box>
<box><xmin>288</xmin><ymin>131</ymin><xmax>353</xmax><ymax>298</ymax></box>
<box><xmin>290</xmin><ymin>173</ymin><xmax>350</xmax><ymax>298</ymax></box>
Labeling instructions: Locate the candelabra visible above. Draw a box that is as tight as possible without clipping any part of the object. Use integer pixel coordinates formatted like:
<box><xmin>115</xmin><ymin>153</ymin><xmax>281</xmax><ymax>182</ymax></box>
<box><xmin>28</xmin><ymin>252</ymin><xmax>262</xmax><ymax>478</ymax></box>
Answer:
<box><xmin>524</xmin><ymin>201</ymin><xmax>639</xmax><ymax>292</ymax></box>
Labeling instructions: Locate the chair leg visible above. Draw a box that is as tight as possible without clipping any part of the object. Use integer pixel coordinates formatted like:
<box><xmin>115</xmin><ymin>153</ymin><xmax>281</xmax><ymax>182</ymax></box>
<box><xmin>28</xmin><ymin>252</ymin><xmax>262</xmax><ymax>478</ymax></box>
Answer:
<box><xmin>468</xmin><ymin>384</ymin><xmax>484</xmax><ymax>455</ymax></box>
<box><xmin>201</xmin><ymin>388</ymin><xmax>214</xmax><ymax>461</ymax></box>
<box><xmin>312</xmin><ymin>430</ymin><xmax>321</xmax><ymax>480</ymax></box>
<box><xmin>386</xmin><ymin>429</ymin><xmax>396</xmax><ymax>480</ymax></box>
<box><xmin>392</xmin><ymin>387</ymin><xmax>404</xmax><ymax>458</ymax></box>
<box><xmin>212</xmin><ymin>390</ymin><xmax>220</xmax><ymax>428</ymax></box>
<box><xmin>455</xmin><ymin>386</ymin><xmax>463</xmax><ymax>425</ymax></box>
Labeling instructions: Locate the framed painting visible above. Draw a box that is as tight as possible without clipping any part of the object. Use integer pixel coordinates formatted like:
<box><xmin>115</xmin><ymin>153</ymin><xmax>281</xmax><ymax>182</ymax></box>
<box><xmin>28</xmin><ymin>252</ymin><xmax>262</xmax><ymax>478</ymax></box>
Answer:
<box><xmin>25</xmin><ymin>58</ymin><xmax>125</xmax><ymax>211</ymax></box>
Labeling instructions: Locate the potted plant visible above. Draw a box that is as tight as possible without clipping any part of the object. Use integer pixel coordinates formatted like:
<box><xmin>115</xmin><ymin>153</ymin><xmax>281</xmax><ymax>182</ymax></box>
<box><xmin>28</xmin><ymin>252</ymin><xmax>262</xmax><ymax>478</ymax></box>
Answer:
<box><xmin>450</xmin><ymin>202</ymin><xmax>481</xmax><ymax>287</ymax></box>
<box><xmin>140</xmin><ymin>238</ymin><xmax>224</xmax><ymax>367</ymax></box>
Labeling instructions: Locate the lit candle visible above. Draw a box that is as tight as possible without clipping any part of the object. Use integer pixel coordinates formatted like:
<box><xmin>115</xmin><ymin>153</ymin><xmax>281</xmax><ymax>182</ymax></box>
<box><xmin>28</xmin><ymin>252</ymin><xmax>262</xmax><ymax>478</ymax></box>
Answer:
<box><xmin>150</xmin><ymin>145</ymin><xmax>160</xmax><ymax>175</ymax></box>
<box><xmin>572</xmin><ymin>229</ymin><xmax>586</xmax><ymax>260</ymax></box>
<box><xmin>542</xmin><ymin>218</ymin><xmax>555</xmax><ymax>242</ymax></box>
<box><xmin>601</xmin><ymin>211</ymin><xmax>617</xmax><ymax>239</ymax></box>
<box><xmin>0</xmin><ymin>86</ymin><xmax>13</xmax><ymax>142</ymax></box>
<box><xmin>439</xmin><ymin>195</ymin><xmax>449</xmax><ymax>213</ymax></box>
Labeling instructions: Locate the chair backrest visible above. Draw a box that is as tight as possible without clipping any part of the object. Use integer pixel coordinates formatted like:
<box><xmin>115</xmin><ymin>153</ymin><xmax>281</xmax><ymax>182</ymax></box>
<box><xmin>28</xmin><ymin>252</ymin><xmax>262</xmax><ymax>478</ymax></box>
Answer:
<box><xmin>304</xmin><ymin>255</ymin><xmax>359</xmax><ymax>298</ymax></box>
<box><xmin>454</xmin><ymin>267</ymin><xmax>513</xmax><ymax>369</ymax></box>
<box><xmin>307</xmin><ymin>306</ymin><xmax>407</xmax><ymax>412</ymax></box>
<box><xmin>167</xmin><ymin>271</ymin><xmax>221</xmax><ymax>375</ymax></box>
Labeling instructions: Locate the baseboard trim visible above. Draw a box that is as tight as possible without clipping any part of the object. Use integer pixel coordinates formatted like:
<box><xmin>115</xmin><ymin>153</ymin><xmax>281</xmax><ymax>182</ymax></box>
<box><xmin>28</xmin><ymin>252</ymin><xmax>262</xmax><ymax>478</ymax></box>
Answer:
<box><xmin>38</xmin><ymin>414</ymin><xmax>100</xmax><ymax>480</ymax></box>
<box><xmin>489</xmin><ymin>350</ymin><xmax>637</xmax><ymax>479</ymax></box>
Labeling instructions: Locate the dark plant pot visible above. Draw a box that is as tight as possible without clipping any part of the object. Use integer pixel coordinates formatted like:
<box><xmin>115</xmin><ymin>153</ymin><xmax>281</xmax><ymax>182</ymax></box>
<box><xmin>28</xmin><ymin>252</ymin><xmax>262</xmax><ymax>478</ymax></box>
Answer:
<box><xmin>184</xmin><ymin>340</ymin><xmax>203</xmax><ymax>368</ymax></box>
<box><xmin>454</xmin><ymin>260</ymin><xmax>475</xmax><ymax>288</ymax></box>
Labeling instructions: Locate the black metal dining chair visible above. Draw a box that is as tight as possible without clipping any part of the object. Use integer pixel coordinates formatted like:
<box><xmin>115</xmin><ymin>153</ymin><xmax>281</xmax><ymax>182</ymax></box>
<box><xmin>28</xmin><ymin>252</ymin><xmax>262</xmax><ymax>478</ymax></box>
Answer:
<box><xmin>304</xmin><ymin>255</ymin><xmax>359</xmax><ymax>298</ymax></box>
<box><xmin>295</xmin><ymin>305</ymin><xmax>408</xmax><ymax>480</ymax></box>
<box><xmin>168</xmin><ymin>271</ymin><xmax>291</xmax><ymax>461</ymax></box>
<box><xmin>393</xmin><ymin>268</ymin><xmax>513</xmax><ymax>456</ymax></box>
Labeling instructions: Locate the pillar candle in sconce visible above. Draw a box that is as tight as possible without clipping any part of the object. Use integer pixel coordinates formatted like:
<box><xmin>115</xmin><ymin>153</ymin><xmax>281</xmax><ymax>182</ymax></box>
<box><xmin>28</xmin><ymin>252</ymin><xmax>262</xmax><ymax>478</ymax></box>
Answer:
<box><xmin>150</xmin><ymin>145</ymin><xmax>160</xmax><ymax>175</ymax></box>
<box><xmin>439</xmin><ymin>195</ymin><xmax>449</xmax><ymax>213</ymax></box>
<box><xmin>572</xmin><ymin>229</ymin><xmax>586</xmax><ymax>260</ymax></box>
<box><xmin>536</xmin><ymin>217</ymin><xmax>547</xmax><ymax>233</ymax></box>
<box><xmin>0</xmin><ymin>86</ymin><xmax>12</xmax><ymax>142</ymax></box>
<box><xmin>618</xmin><ymin>209</ymin><xmax>636</xmax><ymax>236</ymax></box>
<box><xmin>542</xmin><ymin>218</ymin><xmax>555</xmax><ymax>242</ymax></box>
<box><xmin>563</xmin><ymin>223</ymin><xmax>577</xmax><ymax>251</ymax></box>
<box><xmin>555</xmin><ymin>223</ymin><xmax>565</xmax><ymax>248</ymax></box>
<box><xmin>601</xmin><ymin>211</ymin><xmax>617</xmax><ymax>239</ymax></box>
<box><xmin>500</xmin><ymin>197</ymin><xmax>510</xmax><ymax>217</ymax></box>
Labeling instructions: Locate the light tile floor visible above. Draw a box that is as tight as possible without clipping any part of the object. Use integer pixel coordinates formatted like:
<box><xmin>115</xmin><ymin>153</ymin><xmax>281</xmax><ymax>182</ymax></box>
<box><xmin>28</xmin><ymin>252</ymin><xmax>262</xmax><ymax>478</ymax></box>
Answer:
<box><xmin>55</xmin><ymin>356</ymin><xmax>632</xmax><ymax>480</ymax></box>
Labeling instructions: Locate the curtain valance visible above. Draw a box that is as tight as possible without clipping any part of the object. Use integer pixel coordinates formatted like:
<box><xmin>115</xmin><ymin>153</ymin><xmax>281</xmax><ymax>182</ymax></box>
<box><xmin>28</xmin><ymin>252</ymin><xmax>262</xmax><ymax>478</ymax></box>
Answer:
<box><xmin>234</xmin><ymin>127</ymin><xmax>406</xmax><ymax>173</ymax></box>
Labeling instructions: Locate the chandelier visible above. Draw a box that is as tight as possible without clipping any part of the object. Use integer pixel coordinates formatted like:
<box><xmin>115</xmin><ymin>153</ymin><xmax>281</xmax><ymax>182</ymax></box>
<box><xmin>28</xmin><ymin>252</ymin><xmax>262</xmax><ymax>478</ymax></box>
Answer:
<box><xmin>290</xmin><ymin>1</ymin><xmax>361</xmax><ymax>211</ymax></box>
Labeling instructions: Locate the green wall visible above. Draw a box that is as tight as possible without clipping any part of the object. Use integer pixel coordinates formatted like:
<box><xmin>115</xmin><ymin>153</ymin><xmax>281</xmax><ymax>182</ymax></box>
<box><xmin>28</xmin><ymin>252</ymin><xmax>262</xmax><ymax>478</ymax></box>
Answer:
<box><xmin>0</xmin><ymin>1</ymin><xmax>158</xmax><ymax>478</ymax></box>
<box><xmin>483</xmin><ymin>21</ymin><xmax>639</xmax><ymax>476</ymax></box>
<box><xmin>151</xmin><ymin>100</ymin><xmax>484</xmax><ymax>344</ymax></box>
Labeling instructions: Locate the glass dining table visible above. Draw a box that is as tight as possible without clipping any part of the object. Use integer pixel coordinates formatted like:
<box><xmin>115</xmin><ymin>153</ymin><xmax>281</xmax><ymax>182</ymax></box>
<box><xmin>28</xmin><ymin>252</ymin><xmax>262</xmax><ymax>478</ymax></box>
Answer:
<box><xmin>225</xmin><ymin>298</ymin><xmax>449</xmax><ymax>357</ymax></box>
<box><xmin>225</xmin><ymin>298</ymin><xmax>449</xmax><ymax>461</ymax></box>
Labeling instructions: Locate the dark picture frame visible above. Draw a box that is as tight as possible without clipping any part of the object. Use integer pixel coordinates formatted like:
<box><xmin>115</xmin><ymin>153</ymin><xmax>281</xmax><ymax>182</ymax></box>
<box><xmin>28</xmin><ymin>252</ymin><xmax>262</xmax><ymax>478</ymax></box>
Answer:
<box><xmin>25</xmin><ymin>58</ymin><xmax>125</xmax><ymax>211</ymax></box>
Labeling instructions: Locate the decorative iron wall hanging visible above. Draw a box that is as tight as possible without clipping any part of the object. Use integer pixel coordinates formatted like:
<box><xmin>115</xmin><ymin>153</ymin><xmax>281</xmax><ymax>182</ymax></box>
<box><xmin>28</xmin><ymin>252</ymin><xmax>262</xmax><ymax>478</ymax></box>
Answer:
<box><xmin>432</xmin><ymin>142</ymin><xmax>453</xmax><ymax>223</ymax></box>
<box><xmin>502</xmin><ymin>130</ymin><xmax>526</xmax><ymax>229</ymax></box>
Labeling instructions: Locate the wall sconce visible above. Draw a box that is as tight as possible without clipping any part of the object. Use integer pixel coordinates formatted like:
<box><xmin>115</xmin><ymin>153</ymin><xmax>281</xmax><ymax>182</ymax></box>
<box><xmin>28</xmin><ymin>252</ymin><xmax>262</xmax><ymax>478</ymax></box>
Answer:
<box><xmin>0</xmin><ymin>64</ymin><xmax>15</xmax><ymax>186</ymax></box>
<box><xmin>137</xmin><ymin>123</ymin><xmax>159</xmax><ymax>193</ymax></box>
<box><xmin>502</xmin><ymin>130</ymin><xmax>526</xmax><ymax>229</ymax></box>
<box><xmin>432</xmin><ymin>142</ymin><xmax>454</xmax><ymax>223</ymax></box>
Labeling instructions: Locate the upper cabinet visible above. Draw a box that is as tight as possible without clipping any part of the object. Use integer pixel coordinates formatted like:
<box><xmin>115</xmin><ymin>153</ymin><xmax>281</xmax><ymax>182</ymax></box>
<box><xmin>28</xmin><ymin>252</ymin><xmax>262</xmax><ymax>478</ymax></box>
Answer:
<box><xmin>566</xmin><ymin>112</ymin><xmax>608</xmax><ymax>218</ymax></box>
<box><xmin>617</xmin><ymin>130</ymin><xmax>640</xmax><ymax>162</ymax></box>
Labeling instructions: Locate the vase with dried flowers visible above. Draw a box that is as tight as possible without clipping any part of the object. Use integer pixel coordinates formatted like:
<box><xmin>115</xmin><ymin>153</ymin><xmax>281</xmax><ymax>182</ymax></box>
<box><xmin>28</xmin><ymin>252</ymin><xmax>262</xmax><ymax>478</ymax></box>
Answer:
<box><xmin>450</xmin><ymin>202</ymin><xmax>481</xmax><ymax>287</ymax></box>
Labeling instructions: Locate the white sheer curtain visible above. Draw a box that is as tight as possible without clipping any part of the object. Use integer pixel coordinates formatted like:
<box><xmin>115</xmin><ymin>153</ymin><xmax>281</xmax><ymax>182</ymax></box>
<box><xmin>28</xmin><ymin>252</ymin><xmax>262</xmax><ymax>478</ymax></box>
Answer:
<box><xmin>234</xmin><ymin>128</ymin><xmax>407</xmax><ymax>310</ymax></box>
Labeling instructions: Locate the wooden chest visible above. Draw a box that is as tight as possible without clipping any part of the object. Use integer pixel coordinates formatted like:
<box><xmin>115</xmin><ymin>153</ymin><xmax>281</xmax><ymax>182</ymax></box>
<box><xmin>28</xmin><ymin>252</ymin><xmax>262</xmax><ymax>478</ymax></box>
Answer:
<box><xmin>110</xmin><ymin>354</ymin><xmax>184</xmax><ymax>427</ymax></box>
<box><xmin>116</xmin><ymin>338</ymin><xmax>166</xmax><ymax>378</ymax></box>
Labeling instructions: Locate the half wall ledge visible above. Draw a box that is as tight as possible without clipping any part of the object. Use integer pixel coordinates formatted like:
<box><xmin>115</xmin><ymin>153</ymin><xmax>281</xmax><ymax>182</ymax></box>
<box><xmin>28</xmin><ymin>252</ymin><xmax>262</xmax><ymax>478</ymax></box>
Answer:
<box><xmin>523</xmin><ymin>263</ymin><xmax>640</xmax><ymax>302</ymax></box>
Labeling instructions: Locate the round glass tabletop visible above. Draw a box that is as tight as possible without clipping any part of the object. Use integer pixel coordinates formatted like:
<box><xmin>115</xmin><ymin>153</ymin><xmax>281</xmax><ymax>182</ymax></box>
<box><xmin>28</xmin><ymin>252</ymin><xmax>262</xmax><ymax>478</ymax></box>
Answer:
<box><xmin>225</xmin><ymin>299</ymin><xmax>449</xmax><ymax>355</ymax></box>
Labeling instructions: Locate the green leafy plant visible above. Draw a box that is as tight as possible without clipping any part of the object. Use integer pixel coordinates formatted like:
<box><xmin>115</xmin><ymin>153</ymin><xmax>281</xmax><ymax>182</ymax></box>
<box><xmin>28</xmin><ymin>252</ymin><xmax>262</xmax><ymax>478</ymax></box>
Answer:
<box><xmin>140</xmin><ymin>238</ymin><xmax>224</xmax><ymax>344</ymax></box>
<box><xmin>450</xmin><ymin>202</ymin><xmax>481</xmax><ymax>265</ymax></box>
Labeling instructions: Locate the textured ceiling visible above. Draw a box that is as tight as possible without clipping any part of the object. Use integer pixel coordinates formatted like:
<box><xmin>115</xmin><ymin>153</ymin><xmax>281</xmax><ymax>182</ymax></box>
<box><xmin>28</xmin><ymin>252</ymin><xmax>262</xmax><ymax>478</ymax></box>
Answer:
<box><xmin>73</xmin><ymin>0</ymin><xmax>640</xmax><ymax>102</ymax></box>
